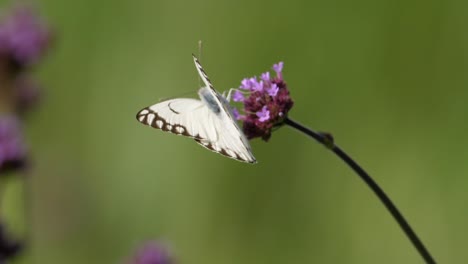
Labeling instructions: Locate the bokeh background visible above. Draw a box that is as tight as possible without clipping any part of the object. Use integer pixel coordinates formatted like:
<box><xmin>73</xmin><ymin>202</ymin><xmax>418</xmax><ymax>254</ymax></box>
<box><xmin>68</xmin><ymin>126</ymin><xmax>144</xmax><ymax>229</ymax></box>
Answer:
<box><xmin>2</xmin><ymin>0</ymin><xmax>468</xmax><ymax>263</ymax></box>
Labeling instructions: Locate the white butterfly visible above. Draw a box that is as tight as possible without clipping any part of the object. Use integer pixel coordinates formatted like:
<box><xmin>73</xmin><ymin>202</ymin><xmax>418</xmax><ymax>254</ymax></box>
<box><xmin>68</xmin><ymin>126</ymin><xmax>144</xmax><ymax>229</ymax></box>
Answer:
<box><xmin>136</xmin><ymin>55</ymin><xmax>257</xmax><ymax>164</ymax></box>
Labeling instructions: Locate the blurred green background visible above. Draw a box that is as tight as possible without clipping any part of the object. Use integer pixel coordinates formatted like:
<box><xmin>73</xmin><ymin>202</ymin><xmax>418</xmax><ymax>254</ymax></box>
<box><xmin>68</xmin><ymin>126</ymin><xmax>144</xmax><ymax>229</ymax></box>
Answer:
<box><xmin>2</xmin><ymin>0</ymin><xmax>468</xmax><ymax>263</ymax></box>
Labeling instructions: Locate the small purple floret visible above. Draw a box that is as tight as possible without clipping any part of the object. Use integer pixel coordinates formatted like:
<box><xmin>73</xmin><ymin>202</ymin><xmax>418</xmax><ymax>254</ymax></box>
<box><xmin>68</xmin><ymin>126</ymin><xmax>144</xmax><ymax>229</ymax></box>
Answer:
<box><xmin>232</xmin><ymin>108</ymin><xmax>244</xmax><ymax>120</ymax></box>
<box><xmin>232</xmin><ymin>90</ymin><xmax>244</xmax><ymax>102</ymax></box>
<box><xmin>266</xmin><ymin>83</ymin><xmax>279</xmax><ymax>97</ymax></box>
<box><xmin>252</xmin><ymin>80</ymin><xmax>263</xmax><ymax>92</ymax></box>
<box><xmin>261</xmin><ymin>72</ymin><xmax>270</xmax><ymax>81</ymax></box>
<box><xmin>248</xmin><ymin>77</ymin><xmax>258</xmax><ymax>90</ymax></box>
<box><xmin>232</xmin><ymin>108</ymin><xmax>240</xmax><ymax>119</ymax></box>
<box><xmin>256</xmin><ymin>106</ymin><xmax>270</xmax><ymax>122</ymax></box>
<box><xmin>240</xmin><ymin>78</ymin><xmax>251</xmax><ymax>90</ymax></box>
<box><xmin>273</xmin><ymin>62</ymin><xmax>284</xmax><ymax>74</ymax></box>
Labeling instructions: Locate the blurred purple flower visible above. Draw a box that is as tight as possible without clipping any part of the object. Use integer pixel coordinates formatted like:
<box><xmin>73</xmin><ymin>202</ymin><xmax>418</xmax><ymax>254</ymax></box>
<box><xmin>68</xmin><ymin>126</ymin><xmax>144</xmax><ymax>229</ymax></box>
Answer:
<box><xmin>0</xmin><ymin>4</ymin><xmax>50</xmax><ymax>116</ymax></box>
<box><xmin>0</xmin><ymin>4</ymin><xmax>51</xmax><ymax>262</ymax></box>
<box><xmin>232</xmin><ymin>108</ymin><xmax>244</xmax><ymax>120</ymax></box>
<box><xmin>0</xmin><ymin>5</ymin><xmax>52</xmax><ymax>69</ymax></box>
<box><xmin>0</xmin><ymin>115</ymin><xmax>27</xmax><ymax>173</ymax></box>
<box><xmin>234</xmin><ymin>61</ymin><xmax>293</xmax><ymax>141</ymax></box>
<box><xmin>129</xmin><ymin>242</ymin><xmax>173</xmax><ymax>264</ymax></box>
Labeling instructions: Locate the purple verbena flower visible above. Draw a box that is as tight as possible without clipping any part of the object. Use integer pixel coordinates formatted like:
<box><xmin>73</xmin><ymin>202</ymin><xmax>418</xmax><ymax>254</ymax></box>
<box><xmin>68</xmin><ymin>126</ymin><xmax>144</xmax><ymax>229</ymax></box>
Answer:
<box><xmin>234</xmin><ymin>61</ymin><xmax>293</xmax><ymax>141</ymax></box>
<box><xmin>248</xmin><ymin>77</ymin><xmax>258</xmax><ymax>90</ymax></box>
<box><xmin>232</xmin><ymin>90</ymin><xmax>244</xmax><ymax>102</ymax></box>
<box><xmin>239</xmin><ymin>78</ymin><xmax>251</xmax><ymax>90</ymax></box>
<box><xmin>129</xmin><ymin>242</ymin><xmax>173</xmax><ymax>264</ymax></box>
<box><xmin>266</xmin><ymin>83</ymin><xmax>279</xmax><ymax>97</ymax></box>
<box><xmin>256</xmin><ymin>105</ymin><xmax>270</xmax><ymax>122</ymax></box>
<box><xmin>0</xmin><ymin>115</ymin><xmax>27</xmax><ymax>173</ymax></box>
<box><xmin>261</xmin><ymin>71</ymin><xmax>270</xmax><ymax>81</ymax></box>
<box><xmin>273</xmin><ymin>62</ymin><xmax>283</xmax><ymax>74</ymax></box>
<box><xmin>252</xmin><ymin>80</ymin><xmax>263</xmax><ymax>92</ymax></box>
<box><xmin>232</xmin><ymin>108</ymin><xmax>245</xmax><ymax>120</ymax></box>
<box><xmin>0</xmin><ymin>5</ymin><xmax>52</xmax><ymax>69</ymax></box>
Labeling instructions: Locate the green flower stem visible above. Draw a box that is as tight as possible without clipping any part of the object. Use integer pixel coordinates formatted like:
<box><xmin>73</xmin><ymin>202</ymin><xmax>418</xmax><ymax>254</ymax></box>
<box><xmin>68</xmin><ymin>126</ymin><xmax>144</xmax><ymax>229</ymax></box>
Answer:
<box><xmin>284</xmin><ymin>117</ymin><xmax>436</xmax><ymax>264</ymax></box>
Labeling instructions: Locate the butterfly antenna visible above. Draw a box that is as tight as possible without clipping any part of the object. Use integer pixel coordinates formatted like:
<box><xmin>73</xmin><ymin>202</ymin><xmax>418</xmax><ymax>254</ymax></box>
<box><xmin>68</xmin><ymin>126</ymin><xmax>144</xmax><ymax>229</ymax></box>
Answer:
<box><xmin>198</xmin><ymin>40</ymin><xmax>203</xmax><ymax>88</ymax></box>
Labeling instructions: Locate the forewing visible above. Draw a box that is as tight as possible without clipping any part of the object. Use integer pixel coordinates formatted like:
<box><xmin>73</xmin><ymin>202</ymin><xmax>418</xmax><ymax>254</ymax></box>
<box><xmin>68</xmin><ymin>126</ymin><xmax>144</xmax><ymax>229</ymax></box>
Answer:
<box><xmin>192</xmin><ymin>54</ymin><xmax>215</xmax><ymax>92</ymax></box>
<box><xmin>136</xmin><ymin>98</ymin><xmax>219</xmax><ymax>141</ymax></box>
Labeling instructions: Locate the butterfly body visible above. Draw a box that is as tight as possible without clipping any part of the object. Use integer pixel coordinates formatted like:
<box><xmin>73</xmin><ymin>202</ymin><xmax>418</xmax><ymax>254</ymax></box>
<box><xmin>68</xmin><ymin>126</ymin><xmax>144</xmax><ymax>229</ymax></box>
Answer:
<box><xmin>198</xmin><ymin>87</ymin><xmax>221</xmax><ymax>114</ymax></box>
<box><xmin>136</xmin><ymin>55</ymin><xmax>257</xmax><ymax>164</ymax></box>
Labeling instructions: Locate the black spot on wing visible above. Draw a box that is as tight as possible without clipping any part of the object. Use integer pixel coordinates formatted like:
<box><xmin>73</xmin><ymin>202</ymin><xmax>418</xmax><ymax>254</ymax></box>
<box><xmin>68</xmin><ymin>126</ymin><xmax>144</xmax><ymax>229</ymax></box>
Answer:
<box><xmin>137</xmin><ymin>106</ymin><xmax>256</xmax><ymax>163</ymax></box>
<box><xmin>136</xmin><ymin>107</ymin><xmax>203</xmax><ymax>139</ymax></box>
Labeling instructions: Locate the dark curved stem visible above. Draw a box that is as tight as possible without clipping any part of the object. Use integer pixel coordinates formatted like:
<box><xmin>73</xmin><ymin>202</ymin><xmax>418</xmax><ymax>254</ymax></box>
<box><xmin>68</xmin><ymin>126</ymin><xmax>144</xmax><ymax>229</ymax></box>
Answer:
<box><xmin>284</xmin><ymin>117</ymin><xmax>436</xmax><ymax>264</ymax></box>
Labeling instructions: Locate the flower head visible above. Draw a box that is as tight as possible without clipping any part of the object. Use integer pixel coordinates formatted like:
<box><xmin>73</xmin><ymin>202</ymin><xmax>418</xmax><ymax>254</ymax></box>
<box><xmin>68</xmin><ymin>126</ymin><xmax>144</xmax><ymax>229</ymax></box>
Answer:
<box><xmin>129</xmin><ymin>242</ymin><xmax>173</xmax><ymax>264</ymax></box>
<box><xmin>0</xmin><ymin>115</ymin><xmax>27</xmax><ymax>173</ymax></box>
<box><xmin>0</xmin><ymin>5</ymin><xmax>52</xmax><ymax>69</ymax></box>
<box><xmin>233</xmin><ymin>61</ymin><xmax>293</xmax><ymax>141</ymax></box>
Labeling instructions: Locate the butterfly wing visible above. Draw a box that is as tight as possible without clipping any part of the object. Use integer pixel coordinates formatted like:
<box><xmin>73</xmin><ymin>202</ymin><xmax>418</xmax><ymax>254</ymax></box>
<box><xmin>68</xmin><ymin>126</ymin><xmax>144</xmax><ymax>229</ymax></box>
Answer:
<box><xmin>192</xmin><ymin>55</ymin><xmax>256</xmax><ymax>163</ymax></box>
<box><xmin>136</xmin><ymin>98</ymin><xmax>256</xmax><ymax>163</ymax></box>
<box><xmin>194</xmin><ymin>116</ymin><xmax>257</xmax><ymax>163</ymax></box>
<box><xmin>136</xmin><ymin>98</ymin><xmax>219</xmax><ymax>141</ymax></box>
